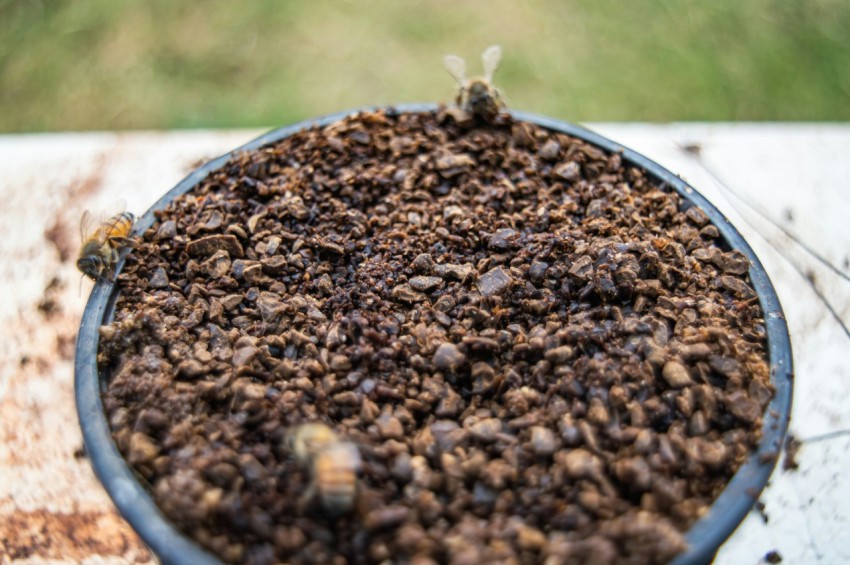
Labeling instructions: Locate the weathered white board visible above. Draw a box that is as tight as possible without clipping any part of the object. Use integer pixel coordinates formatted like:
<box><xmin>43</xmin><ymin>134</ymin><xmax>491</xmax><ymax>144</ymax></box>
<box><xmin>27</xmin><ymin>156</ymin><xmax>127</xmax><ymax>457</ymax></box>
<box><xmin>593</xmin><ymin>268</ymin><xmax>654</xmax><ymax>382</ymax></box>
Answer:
<box><xmin>1</xmin><ymin>123</ymin><xmax>847</xmax><ymax>563</ymax></box>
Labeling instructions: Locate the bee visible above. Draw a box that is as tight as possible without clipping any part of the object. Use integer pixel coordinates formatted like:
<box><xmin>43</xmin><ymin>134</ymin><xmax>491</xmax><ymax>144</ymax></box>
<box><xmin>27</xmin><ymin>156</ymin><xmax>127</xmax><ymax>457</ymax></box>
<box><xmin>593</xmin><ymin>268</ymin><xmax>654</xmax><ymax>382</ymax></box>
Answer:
<box><xmin>77</xmin><ymin>209</ymin><xmax>136</xmax><ymax>282</ymax></box>
<box><xmin>288</xmin><ymin>423</ymin><xmax>362</xmax><ymax>516</ymax></box>
<box><xmin>444</xmin><ymin>44</ymin><xmax>505</xmax><ymax>123</ymax></box>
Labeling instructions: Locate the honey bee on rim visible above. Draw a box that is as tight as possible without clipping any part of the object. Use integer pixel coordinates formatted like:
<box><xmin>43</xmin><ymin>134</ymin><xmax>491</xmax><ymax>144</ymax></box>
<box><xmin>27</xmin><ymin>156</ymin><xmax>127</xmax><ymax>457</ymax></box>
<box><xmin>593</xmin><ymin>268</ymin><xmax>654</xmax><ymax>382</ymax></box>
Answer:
<box><xmin>77</xmin><ymin>209</ymin><xmax>135</xmax><ymax>282</ymax></box>
<box><xmin>288</xmin><ymin>423</ymin><xmax>362</xmax><ymax>516</ymax></box>
<box><xmin>443</xmin><ymin>44</ymin><xmax>505</xmax><ymax>123</ymax></box>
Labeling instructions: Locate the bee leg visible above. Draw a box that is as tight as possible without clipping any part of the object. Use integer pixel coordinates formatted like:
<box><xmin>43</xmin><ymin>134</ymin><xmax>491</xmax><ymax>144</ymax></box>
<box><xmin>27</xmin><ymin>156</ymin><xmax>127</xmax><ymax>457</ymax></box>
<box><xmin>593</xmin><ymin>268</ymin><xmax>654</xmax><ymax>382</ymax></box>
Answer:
<box><xmin>109</xmin><ymin>251</ymin><xmax>119</xmax><ymax>281</ymax></box>
<box><xmin>494</xmin><ymin>88</ymin><xmax>505</xmax><ymax>109</ymax></box>
<box><xmin>103</xmin><ymin>250</ymin><xmax>118</xmax><ymax>283</ymax></box>
<box><xmin>91</xmin><ymin>258</ymin><xmax>107</xmax><ymax>283</ymax></box>
<box><xmin>109</xmin><ymin>235</ymin><xmax>136</xmax><ymax>249</ymax></box>
<box><xmin>297</xmin><ymin>482</ymin><xmax>317</xmax><ymax>514</ymax></box>
<box><xmin>99</xmin><ymin>267</ymin><xmax>116</xmax><ymax>284</ymax></box>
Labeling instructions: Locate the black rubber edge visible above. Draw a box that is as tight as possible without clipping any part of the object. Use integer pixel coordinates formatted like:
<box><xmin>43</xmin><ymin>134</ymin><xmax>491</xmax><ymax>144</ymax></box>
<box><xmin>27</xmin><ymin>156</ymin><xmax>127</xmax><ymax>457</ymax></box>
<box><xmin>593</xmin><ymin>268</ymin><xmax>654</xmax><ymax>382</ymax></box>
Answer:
<box><xmin>75</xmin><ymin>104</ymin><xmax>793</xmax><ymax>565</ymax></box>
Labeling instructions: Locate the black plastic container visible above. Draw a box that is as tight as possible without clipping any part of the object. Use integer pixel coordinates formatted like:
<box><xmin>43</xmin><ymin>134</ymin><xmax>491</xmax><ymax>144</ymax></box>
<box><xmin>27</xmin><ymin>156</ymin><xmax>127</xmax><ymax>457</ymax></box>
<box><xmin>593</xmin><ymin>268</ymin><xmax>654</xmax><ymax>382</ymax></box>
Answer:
<box><xmin>75</xmin><ymin>105</ymin><xmax>793</xmax><ymax>565</ymax></box>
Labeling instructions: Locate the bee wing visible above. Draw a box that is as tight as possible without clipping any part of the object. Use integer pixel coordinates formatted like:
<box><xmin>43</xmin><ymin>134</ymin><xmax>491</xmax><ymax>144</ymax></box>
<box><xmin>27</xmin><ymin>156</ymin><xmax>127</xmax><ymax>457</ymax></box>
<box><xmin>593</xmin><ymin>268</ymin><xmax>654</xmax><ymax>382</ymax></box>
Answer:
<box><xmin>79</xmin><ymin>209</ymin><xmax>93</xmax><ymax>243</ymax></box>
<box><xmin>102</xmin><ymin>198</ymin><xmax>128</xmax><ymax>222</ymax></box>
<box><xmin>333</xmin><ymin>442</ymin><xmax>362</xmax><ymax>471</ymax></box>
<box><xmin>481</xmin><ymin>44</ymin><xmax>502</xmax><ymax>82</ymax></box>
<box><xmin>443</xmin><ymin>55</ymin><xmax>467</xmax><ymax>86</ymax></box>
<box><xmin>103</xmin><ymin>199</ymin><xmax>132</xmax><ymax>240</ymax></box>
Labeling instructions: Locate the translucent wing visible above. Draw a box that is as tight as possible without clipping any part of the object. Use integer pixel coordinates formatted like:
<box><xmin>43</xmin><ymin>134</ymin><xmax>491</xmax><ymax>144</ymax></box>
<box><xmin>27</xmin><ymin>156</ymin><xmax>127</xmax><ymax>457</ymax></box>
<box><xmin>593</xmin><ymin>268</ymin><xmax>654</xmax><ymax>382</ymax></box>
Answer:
<box><xmin>443</xmin><ymin>55</ymin><xmax>467</xmax><ymax>86</ymax></box>
<box><xmin>79</xmin><ymin>209</ymin><xmax>93</xmax><ymax>243</ymax></box>
<box><xmin>101</xmin><ymin>198</ymin><xmax>128</xmax><ymax>222</ymax></box>
<box><xmin>100</xmin><ymin>199</ymin><xmax>130</xmax><ymax>240</ymax></box>
<box><xmin>481</xmin><ymin>45</ymin><xmax>502</xmax><ymax>82</ymax></box>
<box><xmin>329</xmin><ymin>442</ymin><xmax>362</xmax><ymax>471</ymax></box>
<box><xmin>81</xmin><ymin>200</ymin><xmax>130</xmax><ymax>245</ymax></box>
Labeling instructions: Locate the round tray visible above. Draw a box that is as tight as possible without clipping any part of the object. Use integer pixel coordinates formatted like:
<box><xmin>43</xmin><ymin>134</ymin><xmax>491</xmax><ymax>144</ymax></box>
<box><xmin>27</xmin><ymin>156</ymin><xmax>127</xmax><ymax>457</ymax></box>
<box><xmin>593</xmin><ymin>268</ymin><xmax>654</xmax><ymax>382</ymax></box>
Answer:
<box><xmin>75</xmin><ymin>105</ymin><xmax>793</xmax><ymax>565</ymax></box>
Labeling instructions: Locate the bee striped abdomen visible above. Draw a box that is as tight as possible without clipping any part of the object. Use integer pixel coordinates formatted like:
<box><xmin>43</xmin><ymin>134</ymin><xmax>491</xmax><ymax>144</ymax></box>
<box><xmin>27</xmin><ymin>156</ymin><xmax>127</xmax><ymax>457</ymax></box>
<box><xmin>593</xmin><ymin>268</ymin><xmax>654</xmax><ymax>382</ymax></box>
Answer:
<box><xmin>99</xmin><ymin>211</ymin><xmax>135</xmax><ymax>247</ymax></box>
<box><xmin>312</xmin><ymin>443</ymin><xmax>360</xmax><ymax>514</ymax></box>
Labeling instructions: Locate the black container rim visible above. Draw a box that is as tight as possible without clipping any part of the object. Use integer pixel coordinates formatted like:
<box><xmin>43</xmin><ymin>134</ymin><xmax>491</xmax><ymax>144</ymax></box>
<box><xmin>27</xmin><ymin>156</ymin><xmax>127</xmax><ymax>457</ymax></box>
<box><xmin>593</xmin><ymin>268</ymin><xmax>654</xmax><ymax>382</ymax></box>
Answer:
<box><xmin>75</xmin><ymin>104</ymin><xmax>793</xmax><ymax>565</ymax></box>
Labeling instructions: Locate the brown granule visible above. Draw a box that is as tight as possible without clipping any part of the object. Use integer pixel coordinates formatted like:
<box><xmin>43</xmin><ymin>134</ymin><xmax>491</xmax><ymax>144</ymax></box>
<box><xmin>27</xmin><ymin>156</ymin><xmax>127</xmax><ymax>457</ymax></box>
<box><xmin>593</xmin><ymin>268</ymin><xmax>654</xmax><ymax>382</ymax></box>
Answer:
<box><xmin>99</xmin><ymin>108</ymin><xmax>772</xmax><ymax>565</ymax></box>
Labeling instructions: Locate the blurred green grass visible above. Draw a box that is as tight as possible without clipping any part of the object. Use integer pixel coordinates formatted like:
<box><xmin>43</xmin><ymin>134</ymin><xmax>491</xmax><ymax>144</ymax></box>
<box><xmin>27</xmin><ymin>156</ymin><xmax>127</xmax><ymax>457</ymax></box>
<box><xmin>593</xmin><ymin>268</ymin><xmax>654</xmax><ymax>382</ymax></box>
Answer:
<box><xmin>1</xmin><ymin>0</ymin><xmax>849</xmax><ymax>132</ymax></box>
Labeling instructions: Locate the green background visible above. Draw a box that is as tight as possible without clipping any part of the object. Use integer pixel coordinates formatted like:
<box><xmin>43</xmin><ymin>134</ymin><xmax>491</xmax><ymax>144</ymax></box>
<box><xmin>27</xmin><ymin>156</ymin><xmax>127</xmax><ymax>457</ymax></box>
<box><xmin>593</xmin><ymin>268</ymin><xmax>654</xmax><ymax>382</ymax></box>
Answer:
<box><xmin>2</xmin><ymin>0</ymin><xmax>849</xmax><ymax>132</ymax></box>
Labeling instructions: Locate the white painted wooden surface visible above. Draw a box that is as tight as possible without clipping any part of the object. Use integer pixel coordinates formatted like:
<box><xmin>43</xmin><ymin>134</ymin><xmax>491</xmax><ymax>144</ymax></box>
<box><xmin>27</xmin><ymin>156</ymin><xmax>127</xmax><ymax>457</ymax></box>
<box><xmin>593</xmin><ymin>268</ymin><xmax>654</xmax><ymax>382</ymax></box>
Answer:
<box><xmin>0</xmin><ymin>124</ymin><xmax>847</xmax><ymax>564</ymax></box>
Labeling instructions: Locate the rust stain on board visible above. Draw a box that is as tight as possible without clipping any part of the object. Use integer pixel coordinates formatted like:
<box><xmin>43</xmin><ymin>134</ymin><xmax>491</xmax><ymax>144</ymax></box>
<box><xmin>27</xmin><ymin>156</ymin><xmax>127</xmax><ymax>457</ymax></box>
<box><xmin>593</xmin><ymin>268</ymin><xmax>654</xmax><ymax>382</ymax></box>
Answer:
<box><xmin>44</xmin><ymin>218</ymin><xmax>76</xmax><ymax>264</ymax></box>
<box><xmin>67</xmin><ymin>153</ymin><xmax>107</xmax><ymax>200</ymax></box>
<box><xmin>0</xmin><ymin>508</ymin><xmax>152</xmax><ymax>562</ymax></box>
